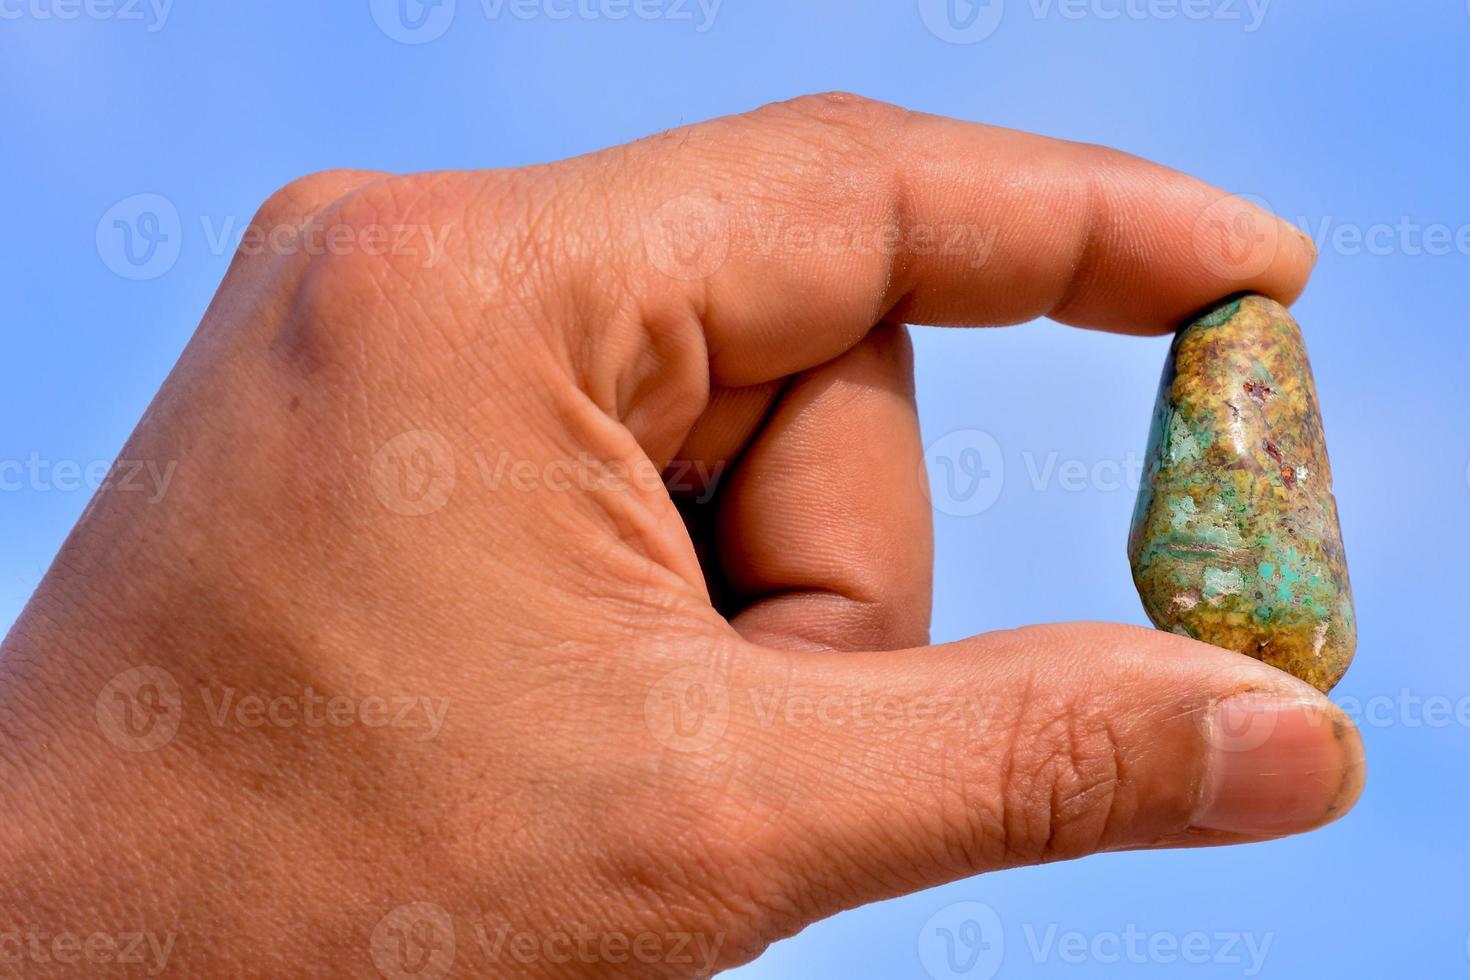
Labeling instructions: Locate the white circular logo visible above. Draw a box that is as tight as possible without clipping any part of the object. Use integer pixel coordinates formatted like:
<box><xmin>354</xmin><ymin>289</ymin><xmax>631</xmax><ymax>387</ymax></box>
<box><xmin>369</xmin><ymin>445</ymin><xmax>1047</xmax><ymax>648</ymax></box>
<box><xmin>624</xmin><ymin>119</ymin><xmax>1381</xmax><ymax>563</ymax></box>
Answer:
<box><xmin>918</xmin><ymin>901</ymin><xmax>1005</xmax><ymax>979</ymax></box>
<box><xmin>644</xmin><ymin>665</ymin><xmax>731</xmax><ymax>753</ymax></box>
<box><xmin>370</xmin><ymin>0</ymin><xmax>456</xmax><ymax>44</ymax></box>
<box><xmin>1201</xmin><ymin>694</ymin><xmax>1281</xmax><ymax>755</ymax></box>
<box><xmin>97</xmin><ymin>194</ymin><xmax>182</xmax><ymax>281</ymax></box>
<box><xmin>95</xmin><ymin>666</ymin><xmax>183</xmax><ymax>752</ymax></box>
<box><xmin>1192</xmin><ymin>192</ymin><xmax>1280</xmax><ymax>283</ymax></box>
<box><xmin>371</xmin><ymin>902</ymin><xmax>456</xmax><ymax>979</ymax></box>
<box><xmin>642</xmin><ymin>194</ymin><xmax>732</xmax><ymax>281</ymax></box>
<box><xmin>371</xmin><ymin>430</ymin><xmax>457</xmax><ymax>516</ymax></box>
<box><xmin>917</xmin><ymin>0</ymin><xmax>1005</xmax><ymax>44</ymax></box>
<box><xmin>924</xmin><ymin>430</ymin><xmax>1004</xmax><ymax>517</ymax></box>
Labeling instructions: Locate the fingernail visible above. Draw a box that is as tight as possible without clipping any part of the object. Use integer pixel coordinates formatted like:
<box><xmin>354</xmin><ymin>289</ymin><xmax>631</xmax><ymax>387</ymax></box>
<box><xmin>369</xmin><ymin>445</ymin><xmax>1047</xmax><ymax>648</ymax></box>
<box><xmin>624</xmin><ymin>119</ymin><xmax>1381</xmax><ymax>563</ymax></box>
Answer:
<box><xmin>1291</xmin><ymin>221</ymin><xmax>1319</xmax><ymax>262</ymax></box>
<box><xmin>1193</xmin><ymin>693</ymin><xmax>1364</xmax><ymax>837</ymax></box>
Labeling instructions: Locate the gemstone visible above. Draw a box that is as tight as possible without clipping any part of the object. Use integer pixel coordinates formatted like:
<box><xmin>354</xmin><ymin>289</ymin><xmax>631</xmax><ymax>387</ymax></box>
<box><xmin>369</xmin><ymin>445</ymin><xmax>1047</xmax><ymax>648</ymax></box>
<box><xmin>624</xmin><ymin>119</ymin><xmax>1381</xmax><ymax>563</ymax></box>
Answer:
<box><xmin>1128</xmin><ymin>295</ymin><xmax>1355</xmax><ymax>691</ymax></box>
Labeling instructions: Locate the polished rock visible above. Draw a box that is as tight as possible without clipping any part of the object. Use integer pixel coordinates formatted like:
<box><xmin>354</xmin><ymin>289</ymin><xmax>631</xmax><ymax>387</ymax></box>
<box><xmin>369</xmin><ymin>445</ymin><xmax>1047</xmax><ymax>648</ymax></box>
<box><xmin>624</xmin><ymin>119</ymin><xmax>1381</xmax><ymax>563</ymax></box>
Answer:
<box><xmin>1128</xmin><ymin>295</ymin><xmax>1355</xmax><ymax>691</ymax></box>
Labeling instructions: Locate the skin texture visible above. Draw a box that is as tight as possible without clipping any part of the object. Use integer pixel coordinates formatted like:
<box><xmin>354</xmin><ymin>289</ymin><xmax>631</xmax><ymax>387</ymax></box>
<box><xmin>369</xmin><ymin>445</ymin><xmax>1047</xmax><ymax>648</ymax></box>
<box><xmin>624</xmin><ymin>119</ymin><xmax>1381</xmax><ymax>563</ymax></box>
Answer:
<box><xmin>0</xmin><ymin>94</ymin><xmax>1364</xmax><ymax>977</ymax></box>
<box><xmin>1129</xmin><ymin>295</ymin><xmax>1356</xmax><ymax>692</ymax></box>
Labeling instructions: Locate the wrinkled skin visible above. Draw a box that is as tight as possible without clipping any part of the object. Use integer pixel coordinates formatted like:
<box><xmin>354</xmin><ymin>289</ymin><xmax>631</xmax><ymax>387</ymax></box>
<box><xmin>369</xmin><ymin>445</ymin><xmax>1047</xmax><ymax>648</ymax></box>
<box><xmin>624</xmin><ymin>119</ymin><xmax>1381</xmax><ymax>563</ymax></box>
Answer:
<box><xmin>0</xmin><ymin>94</ymin><xmax>1363</xmax><ymax>977</ymax></box>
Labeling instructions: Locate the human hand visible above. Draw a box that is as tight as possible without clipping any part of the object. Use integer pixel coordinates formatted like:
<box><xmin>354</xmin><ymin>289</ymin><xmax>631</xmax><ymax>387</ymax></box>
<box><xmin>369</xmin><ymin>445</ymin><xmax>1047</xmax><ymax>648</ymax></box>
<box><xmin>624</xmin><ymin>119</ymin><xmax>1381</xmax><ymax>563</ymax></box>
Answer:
<box><xmin>0</xmin><ymin>93</ymin><xmax>1360</xmax><ymax>978</ymax></box>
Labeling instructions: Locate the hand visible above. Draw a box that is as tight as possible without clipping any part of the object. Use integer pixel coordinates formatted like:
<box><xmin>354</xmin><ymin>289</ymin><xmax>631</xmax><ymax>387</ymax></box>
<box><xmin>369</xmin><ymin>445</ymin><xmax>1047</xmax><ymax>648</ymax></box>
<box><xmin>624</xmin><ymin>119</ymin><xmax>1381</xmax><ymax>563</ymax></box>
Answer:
<box><xmin>0</xmin><ymin>93</ymin><xmax>1360</xmax><ymax>978</ymax></box>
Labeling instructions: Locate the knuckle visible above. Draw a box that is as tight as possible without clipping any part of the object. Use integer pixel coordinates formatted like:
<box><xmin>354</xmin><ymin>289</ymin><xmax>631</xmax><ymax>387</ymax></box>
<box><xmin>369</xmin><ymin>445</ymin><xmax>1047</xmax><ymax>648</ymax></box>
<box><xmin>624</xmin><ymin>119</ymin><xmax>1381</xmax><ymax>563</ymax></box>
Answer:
<box><xmin>308</xmin><ymin>172</ymin><xmax>455</xmax><ymax>269</ymax></box>
<box><xmin>996</xmin><ymin>693</ymin><xmax>1128</xmax><ymax>863</ymax></box>
<box><xmin>778</xmin><ymin>91</ymin><xmax>910</xmax><ymax>140</ymax></box>
<box><xmin>737</xmin><ymin>92</ymin><xmax>910</xmax><ymax>232</ymax></box>
<box><xmin>267</xmin><ymin>173</ymin><xmax>467</xmax><ymax>372</ymax></box>
<box><xmin>250</xmin><ymin>168</ymin><xmax>385</xmax><ymax>235</ymax></box>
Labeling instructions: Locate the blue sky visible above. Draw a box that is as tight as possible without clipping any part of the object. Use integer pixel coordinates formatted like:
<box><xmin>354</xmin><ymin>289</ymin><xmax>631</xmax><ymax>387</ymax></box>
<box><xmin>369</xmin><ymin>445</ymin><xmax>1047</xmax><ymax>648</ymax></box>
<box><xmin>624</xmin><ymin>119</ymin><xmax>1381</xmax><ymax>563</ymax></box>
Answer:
<box><xmin>3</xmin><ymin>1</ymin><xmax>1468</xmax><ymax>976</ymax></box>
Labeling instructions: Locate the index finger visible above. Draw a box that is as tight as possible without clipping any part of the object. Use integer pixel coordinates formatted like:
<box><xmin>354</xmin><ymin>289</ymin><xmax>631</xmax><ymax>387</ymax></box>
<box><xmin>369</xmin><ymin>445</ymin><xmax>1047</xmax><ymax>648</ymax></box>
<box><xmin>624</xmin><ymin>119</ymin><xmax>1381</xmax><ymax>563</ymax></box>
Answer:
<box><xmin>601</xmin><ymin>92</ymin><xmax>1314</xmax><ymax>386</ymax></box>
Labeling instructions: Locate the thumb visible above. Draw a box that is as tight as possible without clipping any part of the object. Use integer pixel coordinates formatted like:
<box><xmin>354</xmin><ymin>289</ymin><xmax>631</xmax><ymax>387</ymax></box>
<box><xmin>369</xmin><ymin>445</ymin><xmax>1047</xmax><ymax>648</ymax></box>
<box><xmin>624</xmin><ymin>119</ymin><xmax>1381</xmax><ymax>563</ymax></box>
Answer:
<box><xmin>730</xmin><ymin>623</ymin><xmax>1364</xmax><ymax>923</ymax></box>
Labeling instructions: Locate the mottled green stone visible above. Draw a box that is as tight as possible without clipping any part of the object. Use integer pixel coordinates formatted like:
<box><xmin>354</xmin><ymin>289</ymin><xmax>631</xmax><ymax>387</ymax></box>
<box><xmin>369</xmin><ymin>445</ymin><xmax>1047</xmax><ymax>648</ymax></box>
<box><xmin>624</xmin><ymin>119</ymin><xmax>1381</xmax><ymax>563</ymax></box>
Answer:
<box><xmin>1128</xmin><ymin>295</ymin><xmax>1355</xmax><ymax>691</ymax></box>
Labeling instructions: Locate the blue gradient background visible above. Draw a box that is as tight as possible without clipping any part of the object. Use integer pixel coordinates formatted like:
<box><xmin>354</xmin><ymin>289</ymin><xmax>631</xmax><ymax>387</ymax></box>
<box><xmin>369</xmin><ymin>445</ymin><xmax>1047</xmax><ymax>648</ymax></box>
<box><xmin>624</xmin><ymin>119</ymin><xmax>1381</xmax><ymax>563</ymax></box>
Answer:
<box><xmin>2</xmin><ymin>1</ymin><xmax>1466</xmax><ymax>976</ymax></box>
